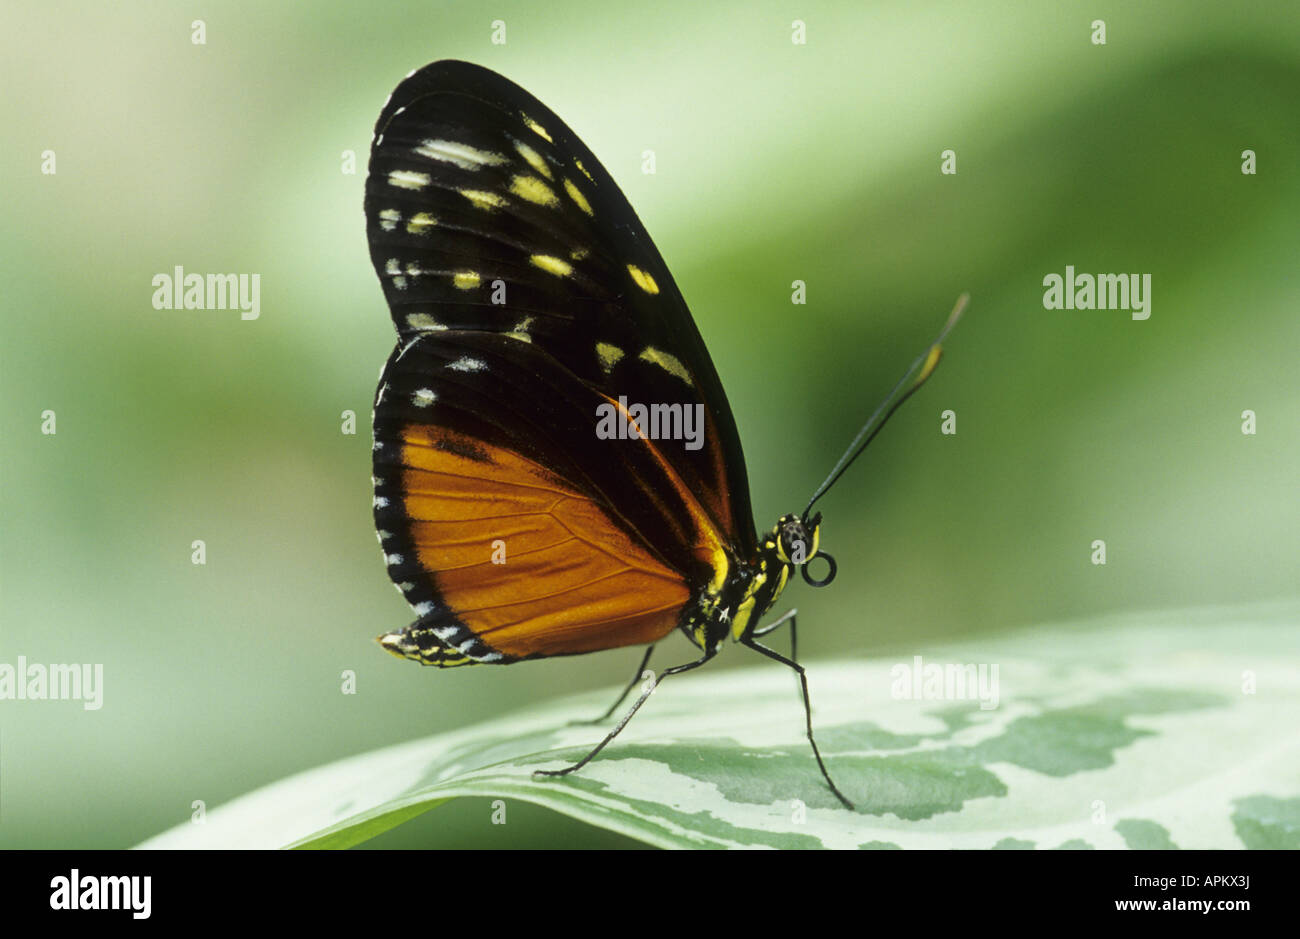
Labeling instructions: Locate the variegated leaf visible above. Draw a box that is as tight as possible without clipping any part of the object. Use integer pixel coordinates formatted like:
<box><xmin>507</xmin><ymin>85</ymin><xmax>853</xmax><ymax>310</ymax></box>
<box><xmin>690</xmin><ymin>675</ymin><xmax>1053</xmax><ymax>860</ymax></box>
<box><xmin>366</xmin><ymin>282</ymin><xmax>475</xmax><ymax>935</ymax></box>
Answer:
<box><xmin>138</xmin><ymin>603</ymin><xmax>1300</xmax><ymax>849</ymax></box>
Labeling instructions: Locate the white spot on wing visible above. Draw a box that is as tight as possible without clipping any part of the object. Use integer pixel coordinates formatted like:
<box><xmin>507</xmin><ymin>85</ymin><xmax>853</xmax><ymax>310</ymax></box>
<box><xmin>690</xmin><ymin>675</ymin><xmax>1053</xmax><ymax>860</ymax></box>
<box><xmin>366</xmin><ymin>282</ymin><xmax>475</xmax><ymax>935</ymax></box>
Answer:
<box><xmin>447</xmin><ymin>357</ymin><xmax>487</xmax><ymax>373</ymax></box>
<box><xmin>415</xmin><ymin>139</ymin><xmax>509</xmax><ymax>170</ymax></box>
<box><xmin>388</xmin><ymin>169</ymin><xmax>431</xmax><ymax>190</ymax></box>
<box><xmin>406</xmin><ymin>313</ymin><xmax>447</xmax><ymax>331</ymax></box>
<box><xmin>513</xmin><ymin>140</ymin><xmax>552</xmax><ymax>179</ymax></box>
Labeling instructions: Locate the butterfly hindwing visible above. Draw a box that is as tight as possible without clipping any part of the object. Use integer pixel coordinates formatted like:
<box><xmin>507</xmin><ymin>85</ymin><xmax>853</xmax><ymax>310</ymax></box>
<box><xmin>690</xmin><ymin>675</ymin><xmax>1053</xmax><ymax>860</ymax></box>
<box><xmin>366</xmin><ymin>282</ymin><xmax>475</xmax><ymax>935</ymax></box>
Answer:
<box><xmin>372</xmin><ymin>330</ymin><xmax>740</xmax><ymax>662</ymax></box>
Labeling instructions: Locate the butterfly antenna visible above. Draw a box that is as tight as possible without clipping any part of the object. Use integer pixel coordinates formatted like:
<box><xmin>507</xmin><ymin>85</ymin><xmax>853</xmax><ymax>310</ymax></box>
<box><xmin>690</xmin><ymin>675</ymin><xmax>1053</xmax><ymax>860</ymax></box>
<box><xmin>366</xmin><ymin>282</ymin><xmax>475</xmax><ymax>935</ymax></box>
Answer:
<box><xmin>803</xmin><ymin>293</ymin><xmax>968</xmax><ymax>521</ymax></box>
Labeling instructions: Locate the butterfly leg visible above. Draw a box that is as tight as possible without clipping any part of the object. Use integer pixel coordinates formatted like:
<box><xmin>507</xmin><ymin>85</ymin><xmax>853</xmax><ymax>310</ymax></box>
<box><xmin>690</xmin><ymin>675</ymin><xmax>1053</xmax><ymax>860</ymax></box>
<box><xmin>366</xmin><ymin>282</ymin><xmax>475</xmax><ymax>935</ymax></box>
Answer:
<box><xmin>752</xmin><ymin>608</ymin><xmax>801</xmax><ymax>700</ymax></box>
<box><xmin>535</xmin><ymin>646</ymin><xmax>717</xmax><ymax>779</ymax></box>
<box><xmin>567</xmin><ymin>645</ymin><xmax>655</xmax><ymax>726</ymax></box>
<box><xmin>752</xmin><ymin>607</ymin><xmax>798</xmax><ymax>663</ymax></box>
<box><xmin>740</xmin><ymin>631</ymin><xmax>854</xmax><ymax>810</ymax></box>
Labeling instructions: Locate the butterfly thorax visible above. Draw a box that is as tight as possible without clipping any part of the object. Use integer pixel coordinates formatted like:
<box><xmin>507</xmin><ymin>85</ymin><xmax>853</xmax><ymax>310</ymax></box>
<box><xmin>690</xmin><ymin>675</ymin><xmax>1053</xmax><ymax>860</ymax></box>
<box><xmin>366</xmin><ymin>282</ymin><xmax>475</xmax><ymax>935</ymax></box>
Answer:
<box><xmin>679</xmin><ymin>513</ymin><xmax>820</xmax><ymax>650</ymax></box>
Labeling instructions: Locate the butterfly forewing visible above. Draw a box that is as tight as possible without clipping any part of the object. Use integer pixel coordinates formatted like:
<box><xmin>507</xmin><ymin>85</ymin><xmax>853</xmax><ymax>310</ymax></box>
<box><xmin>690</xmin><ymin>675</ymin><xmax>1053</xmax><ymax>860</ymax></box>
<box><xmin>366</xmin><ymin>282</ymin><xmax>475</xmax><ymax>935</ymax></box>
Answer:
<box><xmin>364</xmin><ymin>61</ymin><xmax>755</xmax><ymax>572</ymax></box>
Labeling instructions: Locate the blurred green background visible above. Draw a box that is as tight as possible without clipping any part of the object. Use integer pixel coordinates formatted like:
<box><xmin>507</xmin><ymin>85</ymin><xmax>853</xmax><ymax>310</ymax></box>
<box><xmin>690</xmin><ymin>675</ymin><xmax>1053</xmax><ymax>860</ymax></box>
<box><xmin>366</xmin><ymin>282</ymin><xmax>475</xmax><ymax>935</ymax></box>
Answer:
<box><xmin>2</xmin><ymin>0</ymin><xmax>1297</xmax><ymax>849</ymax></box>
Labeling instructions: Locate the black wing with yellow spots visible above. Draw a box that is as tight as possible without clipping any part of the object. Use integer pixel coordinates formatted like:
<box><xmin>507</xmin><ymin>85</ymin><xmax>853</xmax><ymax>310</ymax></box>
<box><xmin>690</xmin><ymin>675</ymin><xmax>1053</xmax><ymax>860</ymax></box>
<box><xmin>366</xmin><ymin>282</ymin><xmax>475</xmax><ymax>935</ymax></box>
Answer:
<box><xmin>365</xmin><ymin>60</ymin><xmax>755</xmax><ymax>665</ymax></box>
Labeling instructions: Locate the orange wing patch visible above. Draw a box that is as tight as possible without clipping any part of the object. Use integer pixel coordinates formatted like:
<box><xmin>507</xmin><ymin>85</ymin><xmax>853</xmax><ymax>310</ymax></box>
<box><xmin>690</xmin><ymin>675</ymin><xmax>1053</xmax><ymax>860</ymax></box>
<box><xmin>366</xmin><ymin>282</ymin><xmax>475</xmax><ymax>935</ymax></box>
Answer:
<box><xmin>399</xmin><ymin>423</ymin><xmax>689</xmax><ymax>658</ymax></box>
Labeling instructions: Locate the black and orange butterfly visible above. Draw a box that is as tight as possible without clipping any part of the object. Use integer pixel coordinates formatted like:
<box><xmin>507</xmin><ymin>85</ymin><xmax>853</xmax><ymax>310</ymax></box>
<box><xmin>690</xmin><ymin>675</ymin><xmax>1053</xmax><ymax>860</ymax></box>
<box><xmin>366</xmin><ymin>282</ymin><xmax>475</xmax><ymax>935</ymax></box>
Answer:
<box><xmin>365</xmin><ymin>60</ymin><xmax>964</xmax><ymax>809</ymax></box>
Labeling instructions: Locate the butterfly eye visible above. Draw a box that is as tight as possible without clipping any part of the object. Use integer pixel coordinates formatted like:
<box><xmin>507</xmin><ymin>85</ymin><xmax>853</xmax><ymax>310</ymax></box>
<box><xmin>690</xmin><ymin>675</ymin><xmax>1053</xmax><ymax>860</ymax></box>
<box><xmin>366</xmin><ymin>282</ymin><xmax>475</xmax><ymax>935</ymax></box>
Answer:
<box><xmin>777</xmin><ymin>515</ymin><xmax>813</xmax><ymax>565</ymax></box>
<box><xmin>775</xmin><ymin>513</ymin><xmax>834</xmax><ymax>586</ymax></box>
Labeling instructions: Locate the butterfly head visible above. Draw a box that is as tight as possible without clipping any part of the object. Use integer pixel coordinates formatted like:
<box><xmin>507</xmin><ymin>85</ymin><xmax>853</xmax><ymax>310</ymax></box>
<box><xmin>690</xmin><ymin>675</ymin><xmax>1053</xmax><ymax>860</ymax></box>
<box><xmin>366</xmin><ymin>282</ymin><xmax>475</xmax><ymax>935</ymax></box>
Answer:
<box><xmin>768</xmin><ymin>511</ymin><xmax>837</xmax><ymax>589</ymax></box>
<box><xmin>773</xmin><ymin>513</ymin><xmax>818</xmax><ymax>565</ymax></box>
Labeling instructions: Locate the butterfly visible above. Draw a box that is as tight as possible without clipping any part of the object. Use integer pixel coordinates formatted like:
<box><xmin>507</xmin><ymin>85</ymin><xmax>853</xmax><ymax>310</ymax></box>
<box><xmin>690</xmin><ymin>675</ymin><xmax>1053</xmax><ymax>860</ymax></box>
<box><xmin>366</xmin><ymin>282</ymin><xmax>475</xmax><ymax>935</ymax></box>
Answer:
<box><xmin>364</xmin><ymin>60</ymin><xmax>965</xmax><ymax>809</ymax></box>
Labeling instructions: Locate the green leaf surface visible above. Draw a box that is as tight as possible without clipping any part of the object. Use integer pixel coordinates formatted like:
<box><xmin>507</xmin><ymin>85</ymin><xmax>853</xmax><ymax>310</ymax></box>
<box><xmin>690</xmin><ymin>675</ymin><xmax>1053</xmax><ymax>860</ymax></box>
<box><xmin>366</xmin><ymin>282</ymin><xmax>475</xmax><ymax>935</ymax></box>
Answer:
<box><xmin>137</xmin><ymin>603</ymin><xmax>1300</xmax><ymax>849</ymax></box>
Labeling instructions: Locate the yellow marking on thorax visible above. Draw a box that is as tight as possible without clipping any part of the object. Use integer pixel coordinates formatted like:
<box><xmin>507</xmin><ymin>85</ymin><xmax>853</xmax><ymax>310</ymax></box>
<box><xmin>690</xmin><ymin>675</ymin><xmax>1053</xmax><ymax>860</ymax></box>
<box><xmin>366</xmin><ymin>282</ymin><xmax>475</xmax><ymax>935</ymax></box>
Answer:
<box><xmin>564</xmin><ymin>178</ymin><xmax>593</xmax><ymax>216</ymax></box>
<box><xmin>627</xmin><ymin>264</ymin><xmax>660</xmax><ymax>295</ymax></box>
<box><xmin>731</xmin><ymin>596</ymin><xmax>757</xmax><ymax>639</ymax></box>
<box><xmin>639</xmin><ymin>346</ymin><xmax>691</xmax><ymax>384</ymax></box>
<box><xmin>730</xmin><ymin>570</ymin><xmax>766</xmax><ymax>639</ymax></box>
<box><xmin>510</xmin><ymin>174</ymin><xmax>559</xmax><ymax>207</ymax></box>
<box><xmin>530</xmin><ymin>254</ymin><xmax>572</xmax><ymax>278</ymax></box>
<box><xmin>459</xmin><ymin>189</ymin><xmax>506</xmax><ymax>210</ymax></box>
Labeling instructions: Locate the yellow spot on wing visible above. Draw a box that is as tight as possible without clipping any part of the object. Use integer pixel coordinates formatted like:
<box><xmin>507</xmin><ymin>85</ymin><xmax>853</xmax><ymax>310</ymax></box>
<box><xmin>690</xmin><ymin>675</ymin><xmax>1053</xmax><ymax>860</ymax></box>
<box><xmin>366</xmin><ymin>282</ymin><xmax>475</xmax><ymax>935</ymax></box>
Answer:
<box><xmin>452</xmin><ymin>271</ymin><xmax>481</xmax><ymax>290</ymax></box>
<box><xmin>510</xmin><ymin>174</ymin><xmax>559</xmax><ymax>207</ymax></box>
<box><xmin>596</xmin><ymin>342</ymin><xmax>624</xmax><ymax>373</ymax></box>
<box><xmin>574</xmin><ymin>158</ymin><xmax>595</xmax><ymax>182</ymax></box>
<box><xmin>530</xmin><ymin>254</ymin><xmax>572</xmax><ymax>278</ymax></box>
<box><xmin>627</xmin><ymin>264</ymin><xmax>660</xmax><ymax>295</ymax></box>
<box><xmin>406</xmin><ymin>212</ymin><xmax>436</xmax><ymax>234</ymax></box>
<box><xmin>460</xmin><ymin>189</ymin><xmax>506</xmax><ymax>210</ymax></box>
<box><xmin>388</xmin><ymin>170</ymin><xmax>430</xmax><ymax>190</ymax></box>
<box><xmin>378</xmin><ymin>208</ymin><xmax>400</xmax><ymax>230</ymax></box>
<box><xmin>513</xmin><ymin>141</ymin><xmax>553</xmax><ymax>180</ymax></box>
<box><xmin>415</xmin><ymin>139</ymin><xmax>509</xmax><ymax>170</ymax></box>
<box><xmin>507</xmin><ymin>316</ymin><xmax>535</xmax><ymax>343</ymax></box>
<box><xmin>564</xmin><ymin>178</ymin><xmax>593</xmax><ymax>216</ymax></box>
<box><xmin>639</xmin><ymin>346</ymin><xmax>691</xmax><ymax>384</ymax></box>
<box><xmin>522</xmin><ymin>114</ymin><xmax>554</xmax><ymax>143</ymax></box>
